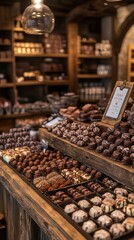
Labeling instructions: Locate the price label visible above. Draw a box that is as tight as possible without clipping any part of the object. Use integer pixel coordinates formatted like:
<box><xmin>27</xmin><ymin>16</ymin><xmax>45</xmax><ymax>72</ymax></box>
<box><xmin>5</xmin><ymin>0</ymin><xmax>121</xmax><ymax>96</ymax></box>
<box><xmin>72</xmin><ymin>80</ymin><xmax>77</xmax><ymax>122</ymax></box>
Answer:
<box><xmin>106</xmin><ymin>87</ymin><xmax>128</xmax><ymax>119</ymax></box>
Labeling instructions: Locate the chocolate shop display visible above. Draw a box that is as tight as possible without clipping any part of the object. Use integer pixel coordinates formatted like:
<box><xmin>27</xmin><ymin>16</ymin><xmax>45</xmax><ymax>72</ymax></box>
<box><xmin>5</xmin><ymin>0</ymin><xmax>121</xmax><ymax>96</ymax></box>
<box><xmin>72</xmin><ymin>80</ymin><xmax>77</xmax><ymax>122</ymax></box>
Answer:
<box><xmin>50</xmin><ymin>103</ymin><xmax>134</xmax><ymax>167</ymax></box>
<box><xmin>0</xmin><ymin>143</ymin><xmax>134</xmax><ymax>239</ymax></box>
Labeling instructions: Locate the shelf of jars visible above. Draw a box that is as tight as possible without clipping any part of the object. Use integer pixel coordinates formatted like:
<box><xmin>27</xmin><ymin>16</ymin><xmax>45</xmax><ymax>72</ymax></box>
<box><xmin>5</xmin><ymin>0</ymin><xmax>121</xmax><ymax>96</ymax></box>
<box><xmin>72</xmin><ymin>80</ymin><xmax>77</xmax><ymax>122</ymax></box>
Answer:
<box><xmin>77</xmin><ymin>74</ymin><xmax>112</xmax><ymax>79</ymax></box>
<box><xmin>39</xmin><ymin>128</ymin><xmax>134</xmax><ymax>190</ymax></box>
<box><xmin>0</xmin><ymin>83</ymin><xmax>14</xmax><ymax>88</ymax></box>
<box><xmin>16</xmin><ymin>80</ymin><xmax>69</xmax><ymax>86</ymax></box>
<box><xmin>78</xmin><ymin>55</ymin><xmax>112</xmax><ymax>59</ymax></box>
<box><xmin>0</xmin><ymin>58</ymin><xmax>14</xmax><ymax>62</ymax></box>
<box><xmin>15</xmin><ymin>54</ymin><xmax>68</xmax><ymax>58</ymax></box>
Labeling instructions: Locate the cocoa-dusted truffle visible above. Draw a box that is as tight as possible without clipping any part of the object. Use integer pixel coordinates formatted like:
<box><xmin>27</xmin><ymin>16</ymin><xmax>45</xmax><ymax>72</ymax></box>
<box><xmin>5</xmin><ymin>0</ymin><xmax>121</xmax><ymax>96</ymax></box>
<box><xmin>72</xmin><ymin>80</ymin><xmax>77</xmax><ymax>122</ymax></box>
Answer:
<box><xmin>101</xmin><ymin>132</ymin><xmax>108</xmax><ymax>140</ymax></box>
<box><xmin>114</xmin><ymin>130</ymin><xmax>121</xmax><ymax>137</ymax></box>
<box><xmin>123</xmin><ymin>140</ymin><xmax>132</xmax><ymax>148</ymax></box>
<box><xmin>112</xmin><ymin>150</ymin><xmax>122</xmax><ymax>161</ymax></box>
<box><xmin>107</xmin><ymin>134</ymin><xmax>116</xmax><ymax>143</ymax></box>
<box><xmin>121</xmin><ymin>156</ymin><xmax>132</xmax><ymax>165</ymax></box>
<box><xmin>122</xmin><ymin>147</ymin><xmax>131</xmax><ymax>156</ymax></box>
<box><xmin>88</xmin><ymin>142</ymin><xmax>96</xmax><ymax>150</ymax></box>
<box><xmin>115</xmin><ymin>138</ymin><xmax>123</xmax><ymax>146</ymax></box>
<box><xmin>103</xmin><ymin>149</ymin><xmax>111</xmax><ymax>157</ymax></box>
<box><xmin>96</xmin><ymin>145</ymin><xmax>104</xmax><ymax>153</ymax></box>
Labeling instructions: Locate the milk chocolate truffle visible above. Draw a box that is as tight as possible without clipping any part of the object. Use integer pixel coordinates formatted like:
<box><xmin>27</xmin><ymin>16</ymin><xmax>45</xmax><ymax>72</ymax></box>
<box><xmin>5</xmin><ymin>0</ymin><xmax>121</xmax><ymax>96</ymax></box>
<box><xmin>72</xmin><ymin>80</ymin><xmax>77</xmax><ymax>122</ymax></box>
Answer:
<box><xmin>90</xmin><ymin>196</ymin><xmax>102</xmax><ymax>206</ymax></box>
<box><xmin>72</xmin><ymin>210</ymin><xmax>88</xmax><ymax>223</ymax></box>
<box><xmin>115</xmin><ymin>196</ymin><xmax>127</xmax><ymax>208</ymax></box>
<box><xmin>89</xmin><ymin>206</ymin><xmax>103</xmax><ymax>218</ymax></box>
<box><xmin>64</xmin><ymin>204</ymin><xmax>78</xmax><ymax>214</ymax></box>
<box><xmin>101</xmin><ymin>198</ymin><xmax>115</xmax><ymax>213</ymax></box>
<box><xmin>110</xmin><ymin>223</ymin><xmax>125</xmax><ymax>238</ymax></box>
<box><xmin>114</xmin><ymin>188</ymin><xmax>128</xmax><ymax>196</ymax></box>
<box><xmin>97</xmin><ymin>215</ymin><xmax>112</xmax><ymax>228</ymax></box>
<box><xmin>82</xmin><ymin>220</ymin><xmax>97</xmax><ymax>233</ymax></box>
<box><xmin>77</xmin><ymin>199</ymin><xmax>90</xmax><ymax>209</ymax></box>
<box><xmin>111</xmin><ymin>210</ymin><xmax>125</xmax><ymax>222</ymax></box>
<box><xmin>93</xmin><ymin>229</ymin><xmax>111</xmax><ymax>240</ymax></box>
<box><xmin>128</xmin><ymin>193</ymin><xmax>134</xmax><ymax>203</ymax></box>
<box><xmin>122</xmin><ymin>217</ymin><xmax>134</xmax><ymax>231</ymax></box>
<box><xmin>123</xmin><ymin>204</ymin><xmax>134</xmax><ymax>216</ymax></box>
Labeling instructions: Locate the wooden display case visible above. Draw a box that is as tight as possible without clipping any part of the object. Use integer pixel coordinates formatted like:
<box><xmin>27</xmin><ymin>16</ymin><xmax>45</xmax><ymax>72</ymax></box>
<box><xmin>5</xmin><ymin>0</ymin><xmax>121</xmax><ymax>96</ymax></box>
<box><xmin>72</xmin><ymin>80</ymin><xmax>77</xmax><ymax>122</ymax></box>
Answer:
<box><xmin>39</xmin><ymin>128</ymin><xmax>134</xmax><ymax>190</ymax></box>
<box><xmin>128</xmin><ymin>44</ymin><xmax>134</xmax><ymax>82</ymax></box>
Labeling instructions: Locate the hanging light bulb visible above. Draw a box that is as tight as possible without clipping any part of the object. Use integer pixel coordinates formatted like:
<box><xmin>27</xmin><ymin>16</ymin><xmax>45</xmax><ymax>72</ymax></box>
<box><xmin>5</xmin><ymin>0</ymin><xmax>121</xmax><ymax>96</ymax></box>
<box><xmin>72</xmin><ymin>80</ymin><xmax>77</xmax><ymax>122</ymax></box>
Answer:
<box><xmin>21</xmin><ymin>0</ymin><xmax>55</xmax><ymax>34</ymax></box>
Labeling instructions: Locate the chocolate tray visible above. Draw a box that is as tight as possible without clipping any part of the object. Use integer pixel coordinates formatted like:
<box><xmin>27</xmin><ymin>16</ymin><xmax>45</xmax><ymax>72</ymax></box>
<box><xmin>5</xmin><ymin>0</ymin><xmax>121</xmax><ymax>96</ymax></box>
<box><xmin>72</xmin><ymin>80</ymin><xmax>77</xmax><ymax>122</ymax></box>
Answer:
<box><xmin>1</xmin><ymin>158</ymin><xmax>134</xmax><ymax>240</ymax></box>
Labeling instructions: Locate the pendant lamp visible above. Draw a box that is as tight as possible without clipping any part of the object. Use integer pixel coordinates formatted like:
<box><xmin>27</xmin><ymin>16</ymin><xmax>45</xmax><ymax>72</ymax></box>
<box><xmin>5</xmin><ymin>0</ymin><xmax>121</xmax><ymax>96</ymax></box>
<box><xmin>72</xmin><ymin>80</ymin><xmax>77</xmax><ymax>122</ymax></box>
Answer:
<box><xmin>21</xmin><ymin>0</ymin><xmax>55</xmax><ymax>34</ymax></box>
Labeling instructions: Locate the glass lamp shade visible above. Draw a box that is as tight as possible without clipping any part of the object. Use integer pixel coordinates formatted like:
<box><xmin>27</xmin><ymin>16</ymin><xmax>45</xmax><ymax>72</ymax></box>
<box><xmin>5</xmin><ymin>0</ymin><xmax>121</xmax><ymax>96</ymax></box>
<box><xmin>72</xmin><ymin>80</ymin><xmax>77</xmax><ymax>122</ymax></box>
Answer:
<box><xmin>21</xmin><ymin>1</ymin><xmax>55</xmax><ymax>34</ymax></box>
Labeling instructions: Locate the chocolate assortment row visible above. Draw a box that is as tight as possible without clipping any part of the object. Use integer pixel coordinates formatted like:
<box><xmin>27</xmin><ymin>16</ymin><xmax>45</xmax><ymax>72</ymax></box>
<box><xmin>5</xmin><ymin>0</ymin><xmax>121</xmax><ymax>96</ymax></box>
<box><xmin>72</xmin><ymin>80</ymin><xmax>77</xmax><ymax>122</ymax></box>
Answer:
<box><xmin>58</xmin><ymin>186</ymin><xmax>134</xmax><ymax>240</ymax></box>
<box><xmin>51</xmin><ymin>103</ymin><xmax>134</xmax><ymax>167</ymax></box>
<box><xmin>0</xmin><ymin>127</ymin><xmax>42</xmax><ymax>152</ymax></box>
<box><xmin>8</xmin><ymin>149</ymin><xmax>102</xmax><ymax>192</ymax></box>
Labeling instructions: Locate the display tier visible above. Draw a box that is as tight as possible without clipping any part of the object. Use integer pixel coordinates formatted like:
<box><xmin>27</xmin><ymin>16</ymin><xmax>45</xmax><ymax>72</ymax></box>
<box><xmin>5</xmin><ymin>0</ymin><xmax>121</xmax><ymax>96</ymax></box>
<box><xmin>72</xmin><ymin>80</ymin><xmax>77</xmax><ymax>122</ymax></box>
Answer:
<box><xmin>39</xmin><ymin>128</ymin><xmax>134</xmax><ymax>190</ymax></box>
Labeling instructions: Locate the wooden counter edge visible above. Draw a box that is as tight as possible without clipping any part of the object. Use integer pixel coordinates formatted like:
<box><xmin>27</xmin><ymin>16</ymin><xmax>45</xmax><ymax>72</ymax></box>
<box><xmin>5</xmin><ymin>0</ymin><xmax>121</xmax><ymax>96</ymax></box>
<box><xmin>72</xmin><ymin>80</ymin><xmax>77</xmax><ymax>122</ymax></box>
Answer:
<box><xmin>0</xmin><ymin>160</ymin><xmax>86</xmax><ymax>240</ymax></box>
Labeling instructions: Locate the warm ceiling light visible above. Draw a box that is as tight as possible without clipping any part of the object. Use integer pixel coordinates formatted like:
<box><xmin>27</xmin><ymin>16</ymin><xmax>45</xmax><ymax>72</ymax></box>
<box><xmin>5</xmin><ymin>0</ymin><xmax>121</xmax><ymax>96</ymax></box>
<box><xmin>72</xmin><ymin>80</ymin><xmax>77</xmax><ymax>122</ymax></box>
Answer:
<box><xmin>21</xmin><ymin>0</ymin><xmax>55</xmax><ymax>34</ymax></box>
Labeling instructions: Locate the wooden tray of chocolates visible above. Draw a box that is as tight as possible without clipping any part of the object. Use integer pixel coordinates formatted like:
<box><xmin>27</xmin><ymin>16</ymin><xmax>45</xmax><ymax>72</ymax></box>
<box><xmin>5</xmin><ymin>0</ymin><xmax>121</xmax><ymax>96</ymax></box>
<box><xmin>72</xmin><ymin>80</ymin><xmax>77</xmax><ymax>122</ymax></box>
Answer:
<box><xmin>1</xmin><ymin>146</ymin><xmax>134</xmax><ymax>240</ymax></box>
<box><xmin>39</xmin><ymin>128</ymin><xmax>134</xmax><ymax>190</ymax></box>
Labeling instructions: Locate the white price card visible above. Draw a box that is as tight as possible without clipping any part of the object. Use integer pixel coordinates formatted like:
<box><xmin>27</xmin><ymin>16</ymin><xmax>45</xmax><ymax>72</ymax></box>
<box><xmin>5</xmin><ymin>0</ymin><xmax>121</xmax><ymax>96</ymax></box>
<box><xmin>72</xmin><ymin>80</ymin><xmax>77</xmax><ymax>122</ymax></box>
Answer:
<box><xmin>43</xmin><ymin>117</ymin><xmax>63</xmax><ymax>129</ymax></box>
<box><xmin>106</xmin><ymin>87</ymin><xmax>128</xmax><ymax>119</ymax></box>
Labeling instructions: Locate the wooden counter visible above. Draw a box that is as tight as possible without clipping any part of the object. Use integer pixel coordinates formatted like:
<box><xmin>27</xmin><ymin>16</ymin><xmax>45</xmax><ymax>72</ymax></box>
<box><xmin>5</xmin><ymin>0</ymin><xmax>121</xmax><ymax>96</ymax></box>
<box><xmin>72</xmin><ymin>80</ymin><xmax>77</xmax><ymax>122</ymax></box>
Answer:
<box><xmin>39</xmin><ymin>128</ymin><xmax>134</xmax><ymax>190</ymax></box>
<box><xmin>0</xmin><ymin>160</ymin><xmax>85</xmax><ymax>240</ymax></box>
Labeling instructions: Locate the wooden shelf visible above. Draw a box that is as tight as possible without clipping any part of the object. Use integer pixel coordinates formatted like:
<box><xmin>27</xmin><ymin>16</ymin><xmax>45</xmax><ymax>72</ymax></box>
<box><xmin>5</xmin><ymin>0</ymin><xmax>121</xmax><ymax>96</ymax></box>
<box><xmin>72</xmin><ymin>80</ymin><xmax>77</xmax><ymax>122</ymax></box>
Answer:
<box><xmin>16</xmin><ymin>80</ymin><xmax>69</xmax><ymax>86</ymax></box>
<box><xmin>0</xmin><ymin>112</ymin><xmax>50</xmax><ymax>120</ymax></box>
<box><xmin>39</xmin><ymin>128</ymin><xmax>134</xmax><ymax>190</ymax></box>
<box><xmin>0</xmin><ymin>83</ymin><xmax>14</xmax><ymax>88</ymax></box>
<box><xmin>78</xmin><ymin>54</ymin><xmax>112</xmax><ymax>59</ymax></box>
<box><xmin>16</xmin><ymin>81</ymin><xmax>46</xmax><ymax>86</ymax></box>
<box><xmin>45</xmin><ymin>80</ymin><xmax>69</xmax><ymax>85</ymax></box>
<box><xmin>80</xmin><ymin>40</ymin><xmax>96</xmax><ymax>44</ymax></box>
<box><xmin>0</xmin><ymin>58</ymin><xmax>14</xmax><ymax>62</ymax></box>
<box><xmin>13</xmin><ymin>27</ymin><xmax>24</xmax><ymax>32</ymax></box>
<box><xmin>77</xmin><ymin>74</ymin><xmax>112</xmax><ymax>79</ymax></box>
<box><xmin>15</xmin><ymin>53</ymin><xmax>68</xmax><ymax>58</ymax></box>
<box><xmin>0</xmin><ymin>43</ymin><xmax>11</xmax><ymax>46</ymax></box>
